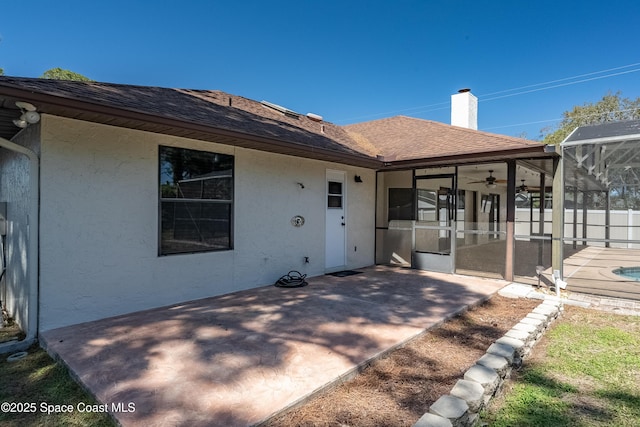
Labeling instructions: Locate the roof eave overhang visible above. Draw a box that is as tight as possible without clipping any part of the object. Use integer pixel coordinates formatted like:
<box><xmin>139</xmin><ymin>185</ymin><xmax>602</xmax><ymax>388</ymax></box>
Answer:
<box><xmin>379</xmin><ymin>146</ymin><xmax>554</xmax><ymax>170</ymax></box>
<box><xmin>561</xmin><ymin>133</ymin><xmax>640</xmax><ymax>147</ymax></box>
<box><xmin>0</xmin><ymin>85</ymin><xmax>383</xmax><ymax>169</ymax></box>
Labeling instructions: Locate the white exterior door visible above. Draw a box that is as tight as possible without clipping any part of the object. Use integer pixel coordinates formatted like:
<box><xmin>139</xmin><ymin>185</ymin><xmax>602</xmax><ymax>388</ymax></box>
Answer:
<box><xmin>325</xmin><ymin>170</ymin><xmax>346</xmax><ymax>271</ymax></box>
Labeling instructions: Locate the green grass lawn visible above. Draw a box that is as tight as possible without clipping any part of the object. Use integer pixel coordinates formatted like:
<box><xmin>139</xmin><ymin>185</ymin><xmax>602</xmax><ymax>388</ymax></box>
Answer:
<box><xmin>0</xmin><ymin>345</ymin><xmax>116</xmax><ymax>427</ymax></box>
<box><xmin>482</xmin><ymin>306</ymin><xmax>640</xmax><ymax>427</ymax></box>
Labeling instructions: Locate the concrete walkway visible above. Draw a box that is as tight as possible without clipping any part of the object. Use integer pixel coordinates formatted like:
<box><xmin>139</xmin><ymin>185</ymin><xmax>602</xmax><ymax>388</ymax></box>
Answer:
<box><xmin>41</xmin><ymin>266</ymin><xmax>506</xmax><ymax>427</ymax></box>
<box><xmin>501</xmin><ymin>282</ymin><xmax>640</xmax><ymax>316</ymax></box>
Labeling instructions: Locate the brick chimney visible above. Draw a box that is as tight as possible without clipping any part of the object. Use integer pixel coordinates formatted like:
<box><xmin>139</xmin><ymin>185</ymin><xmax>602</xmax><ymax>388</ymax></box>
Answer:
<box><xmin>451</xmin><ymin>88</ymin><xmax>477</xmax><ymax>130</ymax></box>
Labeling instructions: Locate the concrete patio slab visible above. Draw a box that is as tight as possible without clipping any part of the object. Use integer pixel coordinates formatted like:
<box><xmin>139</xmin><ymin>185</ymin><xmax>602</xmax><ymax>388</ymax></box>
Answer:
<box><xmin>40</xmin><ymin>266</ymin><xmax>506</xmax><ymax>427</ymax></box>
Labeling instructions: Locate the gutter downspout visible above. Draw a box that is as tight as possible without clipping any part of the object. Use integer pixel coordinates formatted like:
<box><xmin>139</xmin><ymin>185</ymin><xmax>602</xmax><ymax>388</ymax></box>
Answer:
<box><xmin>0</xmin><ymin>136</ymin><xmax>39</xmax><ymax>353</ymax></box>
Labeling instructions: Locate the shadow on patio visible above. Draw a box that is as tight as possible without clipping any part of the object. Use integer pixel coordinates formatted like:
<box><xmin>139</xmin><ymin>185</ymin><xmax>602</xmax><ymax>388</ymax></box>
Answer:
<box><xmin>41</xmin><ymin>266</ymin><xmax>506</xmax><ymax>427</ymax></box>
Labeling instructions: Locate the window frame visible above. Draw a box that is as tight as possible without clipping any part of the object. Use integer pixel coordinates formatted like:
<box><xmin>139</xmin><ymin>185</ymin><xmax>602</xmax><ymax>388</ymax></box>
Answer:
<box><xmin>327</xmin><ymin>180</ymin><xmax>344</xmax><ymax>209</ymax></box>
<box><xmin>158</xmin><ymin>145</ymin><xmax>234</xmax><ymax>256</ymax></box>
<box><xmin>388</xmin><ymin>188</ymin><xmax>415</xmax><ymax>221</ymax></box>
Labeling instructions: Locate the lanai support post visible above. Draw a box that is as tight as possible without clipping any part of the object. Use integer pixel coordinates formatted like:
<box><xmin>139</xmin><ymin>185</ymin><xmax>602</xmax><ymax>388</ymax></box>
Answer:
<box><xmin>582</xmin><ymin>190</ymin><xmax>588</xmax><ymax>246</ymax></box>
<box><xmin>572</xmin><ymin>186</ymin><xmax>578</xmax><ymax>249</ymax></box>
<box><xmin>552</xmin><ymin>156</ymin><xmax>564</xmax><ymax>285</ymax></box>
<box><xmin>505</xmin><ymin>160</ymin><xmax>516</xmax><ymax>282</ymax></box>
<box><xmin>605</xmin><ymin>190</ymin><xmax>611</xmax><ymax>248</ymax></box>
<box><xmin>538</xmin><ymin>173</ymin><xmax>545</xmax><ymax>265</ymax></box>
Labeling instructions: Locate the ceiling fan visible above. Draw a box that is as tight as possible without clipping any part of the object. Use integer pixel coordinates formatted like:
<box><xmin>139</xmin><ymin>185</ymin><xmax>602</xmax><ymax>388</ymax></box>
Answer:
<box><xmin>517</xmin><ymin>180</ymin><xmax>543</xmax><ymax>193</ymax></box>
<box><xmin>467</xmin><ymin>170</ymin><xmax>507</xmax><ymax>188</ymax></box>
<box><xmin>517</xmin><ymin>180</ymin><xmax>529</xmax><ymax>193</ymax></box>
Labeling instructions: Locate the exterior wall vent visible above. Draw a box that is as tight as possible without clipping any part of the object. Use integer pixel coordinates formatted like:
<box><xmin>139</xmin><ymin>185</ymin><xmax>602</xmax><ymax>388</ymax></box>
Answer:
<box><xmin>306</xmin><ymin>113</ymin><xmax>323</xmax><ymax>122</ymax></box>
<box><xmin>260</xmin><ymin>100</ymin><xmax>300</xmax><ymax>119</ymax></box>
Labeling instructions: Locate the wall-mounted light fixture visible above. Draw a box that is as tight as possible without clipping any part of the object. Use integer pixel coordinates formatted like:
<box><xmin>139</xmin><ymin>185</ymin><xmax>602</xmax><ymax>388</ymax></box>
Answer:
<box><xmin>13</xmin><ymin>101</ymin><xmax>40</xmax><ymax>128</ymax></box>
<box><xmin>354</xmin><ymin>175</ymin><xmax>363</xmax><ymax>183</ymax></box>
<box><xmin>297</xmin><ymin>182</ymin><xmax>305</xmax><ymax>189</ymax></box>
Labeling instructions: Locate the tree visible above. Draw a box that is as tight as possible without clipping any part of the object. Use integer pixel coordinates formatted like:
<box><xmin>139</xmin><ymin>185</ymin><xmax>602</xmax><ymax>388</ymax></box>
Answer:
<box><xmin>40</xmin><ymin>67</ymin><xmax>92</xmax><ymax>82</ymax></box>
<box><xmin>542</xmin><ymin>91</ymin><xmax>640</xmax><ymax>145</ymax></box>
<box><xmin>0</xmin><ymin>68</ymin><xmax>4</xmax><ymax>76</ymax></box>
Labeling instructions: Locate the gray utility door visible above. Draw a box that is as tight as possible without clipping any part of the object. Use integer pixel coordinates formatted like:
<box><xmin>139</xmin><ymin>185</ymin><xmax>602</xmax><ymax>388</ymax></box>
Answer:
<box><xmin>325</xmin><ymin>170</ymin><xmax>346</xmax><ymax>271</ymax></box>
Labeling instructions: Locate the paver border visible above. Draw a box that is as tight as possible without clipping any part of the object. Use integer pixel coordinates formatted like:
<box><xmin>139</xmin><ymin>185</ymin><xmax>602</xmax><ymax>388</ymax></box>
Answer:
<box><xmin>414</xmin><ymin>297</ymin><xmax>563</xmax><ymax>427</ymax></box>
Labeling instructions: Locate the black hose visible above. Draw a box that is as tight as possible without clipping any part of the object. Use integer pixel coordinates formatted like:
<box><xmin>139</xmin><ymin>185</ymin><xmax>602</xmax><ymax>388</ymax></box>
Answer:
<box><xmin>274</xmin><ymin>271</ymin><xmax>308</xmax><ymax>288</ymax></box>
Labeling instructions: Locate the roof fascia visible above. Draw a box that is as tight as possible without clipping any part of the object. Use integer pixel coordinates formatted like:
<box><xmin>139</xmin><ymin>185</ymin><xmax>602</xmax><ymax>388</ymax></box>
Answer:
<box><xmin>560</xmin><ymin>133</ymin><xmax>640</xmax><ymax>147</ymax></box>
<box><xmin>378</xmin><ymin>146</ymin><xmax>553</xmax><ymax>170</ymax></box>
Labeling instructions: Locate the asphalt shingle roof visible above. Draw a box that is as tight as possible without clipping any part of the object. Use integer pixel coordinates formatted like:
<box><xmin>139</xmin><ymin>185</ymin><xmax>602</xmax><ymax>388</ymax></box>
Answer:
<box><xmin>345</xmin><ymin>116</ymin><xmax>543</xmax><ymax>162</ymax></box>
<box><xmin>0</xmin><ymin>76</ymin><xmax>371</xmax><ymax>156</ymax></box>
<box><xmin>0</xmin><ymin>76</ymin><xmax>546</xmax><ymax>167</ymax></box>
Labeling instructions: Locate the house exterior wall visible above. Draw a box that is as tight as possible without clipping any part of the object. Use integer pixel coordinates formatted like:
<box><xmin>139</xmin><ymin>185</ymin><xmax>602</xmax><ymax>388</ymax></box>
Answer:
<box><xmin>38</xmin><ymin>115</ymin><xmax>375</xmax><ymax>331</ymax></box>
<box><xmin>0</xmin><ymin>124</ymin><xmax>40</xmax><ymax>334</ymax></box>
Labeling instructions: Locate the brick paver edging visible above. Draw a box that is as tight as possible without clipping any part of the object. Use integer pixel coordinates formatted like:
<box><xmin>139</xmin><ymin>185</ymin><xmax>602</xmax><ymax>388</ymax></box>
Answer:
<box><xmin>413</xmin><ymin>298</ymin><xmax>563</xmax><ymax>427</ymax></box>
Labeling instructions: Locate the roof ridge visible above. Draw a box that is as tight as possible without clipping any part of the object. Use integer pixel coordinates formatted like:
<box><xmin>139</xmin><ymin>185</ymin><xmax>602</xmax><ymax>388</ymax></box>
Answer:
<box><xmin>346</xmin><ymin>114</ymin><xmax>539</xmax><ymax>144</ymax></box>
<box><xmin>0</xmin><ymin>76</ymin><xmax>544</xmax><ymax>164</ymax></box>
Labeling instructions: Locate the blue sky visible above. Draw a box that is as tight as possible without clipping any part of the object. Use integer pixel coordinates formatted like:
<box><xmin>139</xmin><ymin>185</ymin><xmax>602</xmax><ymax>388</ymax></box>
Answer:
<box><xmin>1</xmin><ymin>0</ymin><xmax>639</xmax><ymax>140</ymax></box>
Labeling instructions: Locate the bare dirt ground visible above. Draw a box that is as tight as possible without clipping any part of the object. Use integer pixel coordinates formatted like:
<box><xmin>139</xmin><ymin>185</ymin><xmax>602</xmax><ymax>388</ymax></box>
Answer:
<box><xmin>264</xmin><ymin>295</ymin><xmax>539</xmax><ymax>427</ymax></box>
<box><xmin>0</xmin><ymin>308</ymin><xmax>24</xmax><ymax>343</ymax></box>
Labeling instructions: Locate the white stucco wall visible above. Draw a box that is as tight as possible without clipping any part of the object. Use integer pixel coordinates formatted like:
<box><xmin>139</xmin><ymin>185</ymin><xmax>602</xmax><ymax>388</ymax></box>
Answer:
<box><xmin>38</xmin><ymin>115</ymin><xmax>375</xmax><ymax>331</ymax></box>
<box><xmin>0</xmin><ymin>124</ymin><xmax>40</xmax><ymax>334</ymax></box>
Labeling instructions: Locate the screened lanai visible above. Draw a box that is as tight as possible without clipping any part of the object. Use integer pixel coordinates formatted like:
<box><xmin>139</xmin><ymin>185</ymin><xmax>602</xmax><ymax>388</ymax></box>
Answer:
<box><xmin>558</xmin><ymin>120</ymin><xmax>640</xmax><ymax>300</ymax></box>
<box><xmin>374</xmin><ymin>120</ymin><xmax>640</xmax><ymax>300</ymax></box>
<box><xmin>346</xmin><ymin>95</ymin><xmax>560</xmax><ymax>285</ymax></box>
<box><xmin>375</xmin><ymin>157</ymin><xmax>558</xmax><ymax>282</ymax></box>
